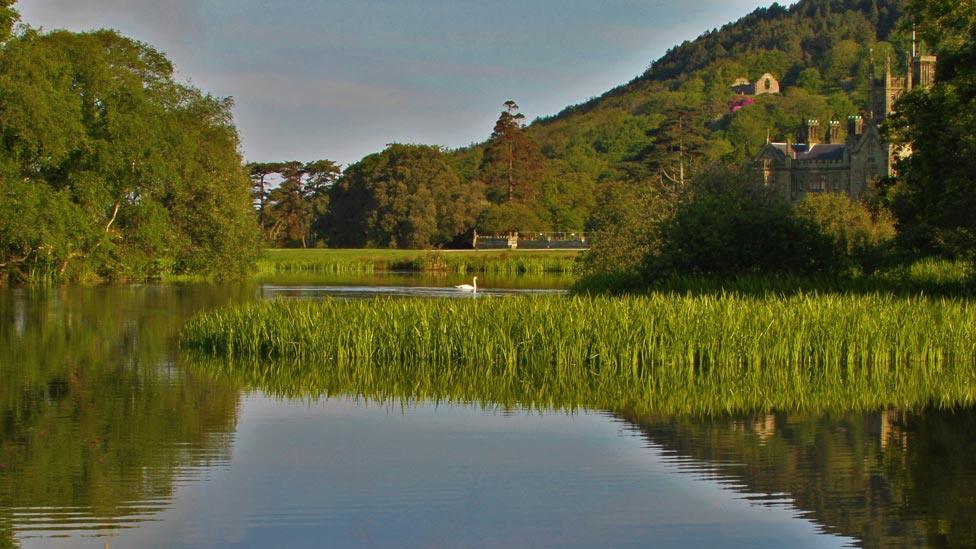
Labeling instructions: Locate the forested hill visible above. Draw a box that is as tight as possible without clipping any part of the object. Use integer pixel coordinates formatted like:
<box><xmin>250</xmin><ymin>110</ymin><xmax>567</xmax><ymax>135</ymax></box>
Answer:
<box><xmin>555</xmin><ymin>0</ymin><xmax>904</xmax><ymax>115</ymax></box>
<box><xmin>448</xmin><ymin>0</ymin><xmax>911</xmax><ymax>231</ymax></box>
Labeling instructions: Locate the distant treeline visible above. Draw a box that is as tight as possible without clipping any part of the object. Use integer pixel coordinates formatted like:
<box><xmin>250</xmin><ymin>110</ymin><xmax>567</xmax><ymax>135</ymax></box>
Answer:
<box><xmin>250</xmin><ymin>101</ymin><xmax>547</xmax><ymax>249</ymax></box>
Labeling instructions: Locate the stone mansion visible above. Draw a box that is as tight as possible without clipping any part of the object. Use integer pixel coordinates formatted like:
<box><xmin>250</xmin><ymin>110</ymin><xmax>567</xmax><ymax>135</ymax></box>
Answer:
<box><xmin>751</xmin><ymin>50</ymin><xmax>936</xmax><ymax>203</ymax></box>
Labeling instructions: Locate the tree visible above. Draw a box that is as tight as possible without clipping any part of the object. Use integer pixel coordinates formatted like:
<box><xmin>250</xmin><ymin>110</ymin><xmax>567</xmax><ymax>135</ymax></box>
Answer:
<box><xmin>0</xmin><ymin>27</ymin><xmax>259</xmax><ymax>282</ymax></box>
<box><xmin>642</xmin><ymin>106</ymin><xmax>709</xmax><ymax>187</ymax></box>
<box><xmin>794</xmin><ymin>193</ymin><xmax>896</xmax><ymax>271</ymax></box>
<box><xmin>0</xmin><ymin>0</ymin><xmax>17</xmax><ymax>43</ymax></box>
<box><xmin>885</xmin><ymin>0</ymin><xmax>976</xmax><ymax>258</ymax></box>
<box><xmin>324</xmin><ymin>144</ymin><xmax>482</xmax><ymax>249</ymax></box>
<box><xmin>480</xmin><ymin>101</ymin><xmax>547</xmax><ymax>204</ymax></box>
<box><xmin>644</xmin><ymin>167</ymin><xmax>838</xmax><ymax>277</ymax></box>
<box><xmin>579</xmin><ymin>181</ymin><xmax>670</xmax><ymax>276</ymax></box>
<box><xmin>265</xmin><ymin>161</ymin><xmax>310</xmax><ymax>247</ymax></box>
<box><xmin>248</xmin><ymin>159</ymin><xmax>340</xmax><ymax>248</ymax></box>
<box><xmin>248</xmin><ymin>162</ymin><xmax>279</xmax><ymax>225</ymax></box>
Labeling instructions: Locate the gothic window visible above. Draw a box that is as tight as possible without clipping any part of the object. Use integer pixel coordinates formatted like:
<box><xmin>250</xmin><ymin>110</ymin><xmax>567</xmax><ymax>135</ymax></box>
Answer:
<box><xmin>809</xmin><ymin>175</ymin><xmax>826</xmax><ymax>192</ymax></box>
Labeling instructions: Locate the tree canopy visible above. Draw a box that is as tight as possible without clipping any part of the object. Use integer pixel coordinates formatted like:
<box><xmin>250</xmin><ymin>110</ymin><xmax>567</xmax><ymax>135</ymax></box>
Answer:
<box><xmin>323</xmin><ymin>144</ymin><xmax>482</xmax><ymax>249</ymax></box>
<box><xmin>0</xmin><ymin>21</ymin><xmax>259</xmax><ymax>283</ymax></box>
<box><xmin>885</xmin><ymin>0</ymin><xmax>976</xmax><ymax>258</ymax></box>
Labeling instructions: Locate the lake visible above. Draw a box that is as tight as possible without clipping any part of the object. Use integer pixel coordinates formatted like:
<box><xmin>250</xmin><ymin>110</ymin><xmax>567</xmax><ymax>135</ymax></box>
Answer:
<box><xmin>1</xmin><ymin>275</ymin><xmax>973</xmax><ymax>548</ymax></box>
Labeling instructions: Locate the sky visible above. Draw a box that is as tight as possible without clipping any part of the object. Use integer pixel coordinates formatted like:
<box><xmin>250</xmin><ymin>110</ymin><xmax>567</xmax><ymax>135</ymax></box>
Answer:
<box><xmin>19</xmin><ymin>0</ymin><xmax>778</xmax><ymax>167</ymax></box>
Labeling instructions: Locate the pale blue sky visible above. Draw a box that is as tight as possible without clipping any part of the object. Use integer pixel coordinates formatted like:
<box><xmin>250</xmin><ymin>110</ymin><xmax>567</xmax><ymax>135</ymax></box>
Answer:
<box><xmin>20</xmin><ymin>1</ymin><xmax>782</xmax><ymax>166</ymax></box>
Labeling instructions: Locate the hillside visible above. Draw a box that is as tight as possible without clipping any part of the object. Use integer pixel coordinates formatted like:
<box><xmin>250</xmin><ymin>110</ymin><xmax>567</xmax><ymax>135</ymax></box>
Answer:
<box><xmin>450</xmin><ymin>0</ymin><xmax>912</xmax><ymax>231</ymax></box>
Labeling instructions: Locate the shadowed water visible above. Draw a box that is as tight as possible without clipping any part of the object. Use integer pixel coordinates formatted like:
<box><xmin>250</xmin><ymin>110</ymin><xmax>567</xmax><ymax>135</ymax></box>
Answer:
<box><xmin>1</xmin><ymin>277</ymin><xmax>973</xmax><ymax>547</ymax></box>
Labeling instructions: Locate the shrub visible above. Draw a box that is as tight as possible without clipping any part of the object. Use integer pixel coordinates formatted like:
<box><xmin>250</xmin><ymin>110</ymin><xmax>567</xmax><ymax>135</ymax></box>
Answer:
<box><xmin>793</xmin><ymin>193</ymin><xmax>897</xmax><ymax>272</ymax></box>
<box><xmin>578</xmin><ymin>181</ymin><xmax>671</xmax><ymax>276</ymax></box>
<box><xmin>643</xmin><ymin>167</ymin><xmax>838</xmax><ymax>278</ymax></box>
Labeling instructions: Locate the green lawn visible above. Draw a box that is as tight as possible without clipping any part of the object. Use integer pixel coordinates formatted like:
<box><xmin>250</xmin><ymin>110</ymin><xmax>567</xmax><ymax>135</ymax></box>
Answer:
<box><xmin>257</xmin><ymin>248</ymin><xmax>581</xmax><ymax>274</ymax></box>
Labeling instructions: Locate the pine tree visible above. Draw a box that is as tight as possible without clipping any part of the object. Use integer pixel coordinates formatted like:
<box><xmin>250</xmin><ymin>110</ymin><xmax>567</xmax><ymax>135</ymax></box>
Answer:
<box><xmin>480</xmin><ymin>101</ymin><xmax>546</xmax><ymax>203</ymax></box>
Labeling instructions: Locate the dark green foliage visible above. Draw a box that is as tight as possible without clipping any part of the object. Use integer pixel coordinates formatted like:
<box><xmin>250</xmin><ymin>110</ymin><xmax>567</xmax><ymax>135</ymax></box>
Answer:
<box><xmin>324</xmin><ymin>144</ymin><xmax>482</xmax><ymax>249</ymax></box>
<box><xmin>250</xmin><ymin>159</ymin><xmax>340</xmax><ymax>248</ymax></box>
<box><xmin>578</xmin><ymin>181</ymin><xmax>670</xmax><ymax>276</ymax></box>
<box><xmin>885</xmin><ymin>0</ymin><xmax>976</xmax><ymax>259</ymax></box>
<box><xmin>644</xmin><ymin>168</ymin><xmax>838</xmax><ymax>277</ymax></box>
<box><xmin>0</xmin><ymin>25</ymin><xmax>259</xmax><ymax>283</ymax></box>
<box><xmin>0</xmin><ymin>180</ymin><xmax>91</xmax><ymax>283</ymax></box>
<box><xmin>476</xmin><ymin>201</ymin><xmax>542</xmax><ymax>235</ymax></box>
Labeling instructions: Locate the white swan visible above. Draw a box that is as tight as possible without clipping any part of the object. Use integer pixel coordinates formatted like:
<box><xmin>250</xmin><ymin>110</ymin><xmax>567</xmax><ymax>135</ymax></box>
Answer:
<box><xmin>455</xmin><ymin>276</ymin><xmax>478</xmax><ymax>292</ymax></box>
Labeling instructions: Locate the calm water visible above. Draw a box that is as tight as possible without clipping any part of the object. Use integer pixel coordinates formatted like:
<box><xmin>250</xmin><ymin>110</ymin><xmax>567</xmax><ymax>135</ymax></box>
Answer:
<box><xmin>1</xmin><ymin>277</ymin><xmax>974</xmax><ymax>548</ymax></box>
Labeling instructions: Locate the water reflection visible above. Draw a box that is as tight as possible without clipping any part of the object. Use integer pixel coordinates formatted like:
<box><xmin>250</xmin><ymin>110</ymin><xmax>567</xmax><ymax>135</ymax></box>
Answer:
<box><xmin>1</xmin><ymin>281</ymin><xmax>974</xmax><ymax>548</ymax></box>
<box><xmin>261</xmin><ymin>284</ymin><xmax>566</xmax><ymax>300</ymax></box>
<box><xmin>0</xmin><ymin>285</ymin><xmax>250</xmax><ymax>545</ymax></box>
<box><xmin>624</xmin><ymin>409</ymin><xmax>976</xmax><ymax>547</ymax></box>
<box><xmin>257</xmin><ymin>271</ymin><xmax>571</xmax><ymax>300</ymax></box>
<box><xmin>254</xmin><ymin>271</ymin><xmax>576</xmax><ymax>290</ymax></box>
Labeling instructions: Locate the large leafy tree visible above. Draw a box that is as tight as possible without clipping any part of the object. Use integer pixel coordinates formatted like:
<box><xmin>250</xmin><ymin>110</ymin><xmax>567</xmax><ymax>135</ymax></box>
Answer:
<box><xmin>324</xmin><ymin>144</ymin><xmax>482</xmax><ymax>248</ymax></box>
<box><xmin>0</xmin><ymin>22</ymin><xmax>259</xmax><ymax>282</ymax></box>
<box><xmin>886</xmin><ymin>0</ymin><xmax>976</xmax><ymax>257</ymax></box>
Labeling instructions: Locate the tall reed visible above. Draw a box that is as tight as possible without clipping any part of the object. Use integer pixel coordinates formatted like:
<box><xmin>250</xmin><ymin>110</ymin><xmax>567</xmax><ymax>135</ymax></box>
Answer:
<box><xmin>182</xmin><ymin>294</ymin><xmax>976</xmax><ymax>415</ymax></box>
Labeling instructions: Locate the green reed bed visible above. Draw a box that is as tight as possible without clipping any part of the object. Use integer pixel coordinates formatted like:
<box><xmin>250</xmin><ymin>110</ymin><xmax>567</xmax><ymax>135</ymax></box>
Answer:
<box><xmin>181</xmin><ymin>294</ymin><xmax>976</xmax><ymax>415</ymax></box>
<box><xmin>256</xmin><ymin>249</ymin><xmax>579</xmax><ymax>275</ymax></box>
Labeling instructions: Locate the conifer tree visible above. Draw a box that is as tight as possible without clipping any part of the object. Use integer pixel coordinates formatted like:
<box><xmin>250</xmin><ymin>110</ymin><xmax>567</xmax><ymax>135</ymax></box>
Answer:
<box><xmin>480</xmin><ymin>101</ymin><xmax>546</xmax><ymax>203</ymax></box>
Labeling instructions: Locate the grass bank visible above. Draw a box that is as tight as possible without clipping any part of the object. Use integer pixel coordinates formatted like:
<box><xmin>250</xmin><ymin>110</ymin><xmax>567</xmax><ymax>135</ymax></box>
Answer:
<box><xmin>256</xmin><ymin>248</ymin><xmax>580</xmax><ymax>275</ymax></box>
<box><xmin>182</xmin><ymin>295</ymin><xmax>976</xmax><ymax>415</ymax></box>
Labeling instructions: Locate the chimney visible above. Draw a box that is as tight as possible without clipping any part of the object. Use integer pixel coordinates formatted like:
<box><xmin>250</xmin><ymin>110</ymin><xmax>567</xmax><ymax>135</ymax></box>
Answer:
<box><xmin>847</xmin><ymin>115</ymin><xmax>864</xmax><ymax>138</ymax></box>
<box><xmin>805</xmin><ymin>119</ymin><xmax>820</xmax><ymax>145</ymax></box>
<box><xmin>827</xmin><ymin>120</ymin><xmax>841</xmax><ymax>144</ymax></box>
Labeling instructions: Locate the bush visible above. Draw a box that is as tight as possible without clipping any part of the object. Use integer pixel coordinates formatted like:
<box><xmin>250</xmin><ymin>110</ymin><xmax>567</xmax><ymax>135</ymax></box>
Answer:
<box><xmin>793</xmin><ymin>193</ymin><xmax>897</xmax><ymax>272</ymax></box>
<box><xmin>643</xmin><ymin>167</ymin><xmax>839</xmax><ymax>278</ymax></box>
<box><xmin>578</xmin><ymin>181</ymin><xmax>671</xmax><ymax>276</ymax></box>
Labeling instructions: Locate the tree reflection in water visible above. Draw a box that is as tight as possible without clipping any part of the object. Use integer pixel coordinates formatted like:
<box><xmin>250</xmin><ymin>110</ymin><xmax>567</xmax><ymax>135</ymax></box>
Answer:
<box><xmin>0</xmin><ymin>286</ymin><xmax>251</xmax><ymax>546</ymax></box>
